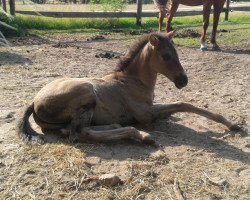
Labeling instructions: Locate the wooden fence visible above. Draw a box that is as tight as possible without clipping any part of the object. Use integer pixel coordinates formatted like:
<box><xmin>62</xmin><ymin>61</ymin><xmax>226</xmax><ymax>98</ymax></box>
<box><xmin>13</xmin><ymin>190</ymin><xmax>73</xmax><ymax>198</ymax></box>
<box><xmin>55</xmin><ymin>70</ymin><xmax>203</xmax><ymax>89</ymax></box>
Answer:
<box><xmin>1</xmin><ymin>0</ymin><xmax>250</xmax><ymax>25</ymax></box>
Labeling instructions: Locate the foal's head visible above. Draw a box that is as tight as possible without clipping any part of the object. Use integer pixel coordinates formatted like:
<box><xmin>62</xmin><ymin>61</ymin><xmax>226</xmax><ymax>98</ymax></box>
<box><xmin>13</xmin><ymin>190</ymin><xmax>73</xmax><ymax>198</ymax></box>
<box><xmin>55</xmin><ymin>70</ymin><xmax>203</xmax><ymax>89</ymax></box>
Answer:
<box><xmin>149</xmin><ymin>32</ymin><xmax>188</xmax><ymax>89</ymax></box>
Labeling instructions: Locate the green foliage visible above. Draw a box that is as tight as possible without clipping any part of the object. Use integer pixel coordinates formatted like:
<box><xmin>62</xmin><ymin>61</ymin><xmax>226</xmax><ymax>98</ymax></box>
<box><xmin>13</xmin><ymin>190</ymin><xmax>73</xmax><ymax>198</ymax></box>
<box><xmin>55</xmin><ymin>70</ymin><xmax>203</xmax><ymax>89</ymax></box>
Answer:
<box><xmin>3</xmin><ymin>12</ymin><xmax>250</xmax><ymax>41</ymax></box>
<box><xmin>13</xmin><ymin>15</ymin><xmax>135</xmax><ymax>30</ymax></box>
<box><xmin>12</xmin><ymin>13</ymin><xmax>250</xmax><ymax>31</ymax></box>
<box><xmin>0</xmin><ymin>9</ymin><xmax>12</xmax><ymax>23</ymax></box>
<box><xmin>0</xmin><ymin>9</ymin><xmax>22</xmax><ymax>37</ymax></box>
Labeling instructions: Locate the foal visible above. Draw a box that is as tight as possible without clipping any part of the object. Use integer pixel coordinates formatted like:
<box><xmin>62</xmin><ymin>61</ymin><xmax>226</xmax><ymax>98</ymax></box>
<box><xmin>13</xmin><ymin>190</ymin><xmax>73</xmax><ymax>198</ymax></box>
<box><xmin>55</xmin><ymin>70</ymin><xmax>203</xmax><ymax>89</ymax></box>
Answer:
<box><xmin>17</xmin><ymin>32</ymin><xmax>239</xmax><ymax>144</ymax></box>
<box><xmin>154</xmin><ymin>0</ymin><xmax>226</xmax><ymax>50</ymax></box>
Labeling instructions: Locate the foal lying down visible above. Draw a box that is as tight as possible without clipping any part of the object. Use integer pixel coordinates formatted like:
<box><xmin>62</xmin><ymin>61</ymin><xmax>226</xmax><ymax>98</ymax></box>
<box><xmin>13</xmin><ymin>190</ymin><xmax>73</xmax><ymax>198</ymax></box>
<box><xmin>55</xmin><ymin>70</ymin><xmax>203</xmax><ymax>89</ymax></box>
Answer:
<box><xmin>17</xmin><ymin>32</ymin><xmax>240</xmax><ymax>144</ymax></box>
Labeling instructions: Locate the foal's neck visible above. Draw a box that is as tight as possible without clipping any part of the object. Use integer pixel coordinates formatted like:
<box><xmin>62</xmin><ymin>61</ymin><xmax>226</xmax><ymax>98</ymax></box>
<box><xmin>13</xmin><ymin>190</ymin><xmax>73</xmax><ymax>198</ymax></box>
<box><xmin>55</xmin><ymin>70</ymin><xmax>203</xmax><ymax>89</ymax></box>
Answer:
<box><xmin>125</xmin><ymin>43</ymin><xmax>157</xmax><ymax>91</ymax></box>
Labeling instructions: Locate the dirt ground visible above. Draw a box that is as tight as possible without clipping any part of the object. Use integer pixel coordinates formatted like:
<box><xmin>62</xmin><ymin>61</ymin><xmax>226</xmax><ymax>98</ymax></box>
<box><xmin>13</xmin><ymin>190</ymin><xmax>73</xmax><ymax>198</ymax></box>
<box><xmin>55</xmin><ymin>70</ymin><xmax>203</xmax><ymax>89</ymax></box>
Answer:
<box><xmin>0</xmin><ymin>32</ymin><xmax>249</xmax><ymax>199</ymax></box>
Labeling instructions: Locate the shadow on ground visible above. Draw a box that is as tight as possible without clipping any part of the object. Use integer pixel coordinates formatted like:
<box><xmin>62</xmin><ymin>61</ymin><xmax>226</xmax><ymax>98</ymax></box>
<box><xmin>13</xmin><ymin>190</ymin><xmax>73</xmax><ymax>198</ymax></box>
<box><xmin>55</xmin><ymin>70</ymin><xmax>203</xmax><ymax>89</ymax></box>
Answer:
<box><xmin>0</xmin><ymin>52</ymin><xmax>32</xmax><ymax>65</ymax></box>
<box><xmin>42</xmin><ymin>120</ymin><xmax>249</xmax><ymax>165</ymax></box>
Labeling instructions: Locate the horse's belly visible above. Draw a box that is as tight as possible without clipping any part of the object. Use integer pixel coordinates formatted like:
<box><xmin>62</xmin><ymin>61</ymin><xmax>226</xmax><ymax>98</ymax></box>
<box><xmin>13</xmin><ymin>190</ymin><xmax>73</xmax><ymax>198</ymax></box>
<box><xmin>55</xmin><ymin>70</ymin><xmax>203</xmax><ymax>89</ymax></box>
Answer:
<box><xmin>179</xmin><ymin>0</ymin><xmax>203</xmax><ymax>6</ymax></box>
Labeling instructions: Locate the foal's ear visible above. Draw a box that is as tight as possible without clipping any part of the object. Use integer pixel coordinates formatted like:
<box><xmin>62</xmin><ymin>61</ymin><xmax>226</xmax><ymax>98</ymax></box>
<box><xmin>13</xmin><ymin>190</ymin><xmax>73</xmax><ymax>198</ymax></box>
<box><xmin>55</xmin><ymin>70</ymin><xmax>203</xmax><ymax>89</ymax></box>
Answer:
<box><xmin>166</xmin><ymin>30</ymin><xmax>177</xmax><ymax>39</ymax></box>
<box><xmin>149</xmin><ymin>34</ymin><xmax>159</xmax><ymax>47</ymax></box>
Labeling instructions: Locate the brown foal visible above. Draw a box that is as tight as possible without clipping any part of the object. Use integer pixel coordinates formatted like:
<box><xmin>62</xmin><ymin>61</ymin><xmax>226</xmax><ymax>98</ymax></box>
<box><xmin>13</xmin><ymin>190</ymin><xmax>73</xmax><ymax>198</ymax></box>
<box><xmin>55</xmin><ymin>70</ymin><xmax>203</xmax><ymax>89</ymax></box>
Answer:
<box><xmin>17</xmin><ymin>32</ymin><xmax>239</xmax><ymax>144</ymax></box>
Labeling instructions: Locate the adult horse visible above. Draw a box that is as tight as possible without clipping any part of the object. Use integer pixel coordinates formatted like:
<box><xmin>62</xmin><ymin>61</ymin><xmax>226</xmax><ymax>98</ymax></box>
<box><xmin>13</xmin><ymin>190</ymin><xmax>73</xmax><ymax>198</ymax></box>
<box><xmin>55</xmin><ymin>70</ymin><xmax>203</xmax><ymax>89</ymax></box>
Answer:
<box><xmin>154</xmin><ymin>0</ymin><xmax>226</xmax><ymax>50</ymax></box>
<box><xmin>17</xmin><ymin>32</ymin><xmax>239</xmax><ymax>144</ymax></box>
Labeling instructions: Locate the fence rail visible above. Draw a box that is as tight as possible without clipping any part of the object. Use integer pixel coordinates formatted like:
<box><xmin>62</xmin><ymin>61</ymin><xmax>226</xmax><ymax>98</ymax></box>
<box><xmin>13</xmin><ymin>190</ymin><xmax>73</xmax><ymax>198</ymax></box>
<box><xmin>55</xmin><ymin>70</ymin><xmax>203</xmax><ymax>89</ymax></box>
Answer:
<box><xmin>15</xmin><ymin>5</ymin><xmax>250</xmax><ymax>18</ymax></box>
<box><xmin>1</xmin><ymin>0</ymin><xmax>250</xmax><ymax>25</ymax></box>
<box><xmin>16</xmin><ymin>10</ymin><xmax>207</xmax><ymax>18</ymax></box>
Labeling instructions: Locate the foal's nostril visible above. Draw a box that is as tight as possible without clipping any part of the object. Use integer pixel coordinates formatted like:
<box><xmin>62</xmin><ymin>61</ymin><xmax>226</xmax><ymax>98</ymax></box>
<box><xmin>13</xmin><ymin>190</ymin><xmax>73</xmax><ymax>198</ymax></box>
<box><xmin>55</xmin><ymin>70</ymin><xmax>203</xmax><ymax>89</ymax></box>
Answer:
<box><xmin>174</xmin><ymin>74</ymin><xmax>188</xmax><ymax>89</ymax></box>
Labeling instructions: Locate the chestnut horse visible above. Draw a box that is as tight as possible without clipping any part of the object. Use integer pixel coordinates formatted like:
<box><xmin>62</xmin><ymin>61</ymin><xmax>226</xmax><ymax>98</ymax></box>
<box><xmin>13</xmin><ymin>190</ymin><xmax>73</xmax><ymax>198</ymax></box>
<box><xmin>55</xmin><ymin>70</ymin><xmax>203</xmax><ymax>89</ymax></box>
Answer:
<box><xmin>17</xmin><ymin>32</ymin><xmax>239</xmax><ymax>144</ymax></box>
<box><xmin>154</xmin><ymin>0</ymin><xmax>226</xmax><ymax>50</ymax></box>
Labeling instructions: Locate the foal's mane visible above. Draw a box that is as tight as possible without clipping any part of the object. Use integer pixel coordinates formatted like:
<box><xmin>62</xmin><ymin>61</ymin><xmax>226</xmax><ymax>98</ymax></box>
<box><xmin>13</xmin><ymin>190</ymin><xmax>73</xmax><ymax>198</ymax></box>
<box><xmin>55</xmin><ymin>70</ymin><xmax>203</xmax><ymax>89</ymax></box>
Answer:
<box><xmin>115</xmin><ymin>36</ymin><xmax>149</xmax><ymax>72</ymax></box>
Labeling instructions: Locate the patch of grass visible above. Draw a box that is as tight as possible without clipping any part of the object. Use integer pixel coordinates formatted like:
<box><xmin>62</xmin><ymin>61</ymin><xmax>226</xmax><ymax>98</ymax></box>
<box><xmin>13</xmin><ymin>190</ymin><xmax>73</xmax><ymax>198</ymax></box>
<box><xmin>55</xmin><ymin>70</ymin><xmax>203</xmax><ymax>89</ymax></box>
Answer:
<box><xmin>173</xmin><ymin>23</ymin><xmax>250</xmax><ymax>48</ymax></box>
<box><xmin>9</xmin><ymin>12</ymin><xmax>250</xmax><ymax>32</ymax></box>
<box><xmin>11</xmin><ymin>15</ymin><xmax>138</xmax><ymax>30</ymax></box>
<box><xmin>3</xmin><ymin>13</ymin><xmax>250</xmax><ymax>49</ymax></box>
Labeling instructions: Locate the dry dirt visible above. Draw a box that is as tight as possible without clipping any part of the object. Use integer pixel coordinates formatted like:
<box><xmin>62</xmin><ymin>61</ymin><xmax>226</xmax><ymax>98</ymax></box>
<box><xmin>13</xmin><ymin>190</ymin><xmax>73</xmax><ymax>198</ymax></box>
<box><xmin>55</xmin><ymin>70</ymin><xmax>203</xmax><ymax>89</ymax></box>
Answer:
<box><xmin>0</xmin><ymin>33</ymin><xmax>249</xmax><ymax>199</ymax></box>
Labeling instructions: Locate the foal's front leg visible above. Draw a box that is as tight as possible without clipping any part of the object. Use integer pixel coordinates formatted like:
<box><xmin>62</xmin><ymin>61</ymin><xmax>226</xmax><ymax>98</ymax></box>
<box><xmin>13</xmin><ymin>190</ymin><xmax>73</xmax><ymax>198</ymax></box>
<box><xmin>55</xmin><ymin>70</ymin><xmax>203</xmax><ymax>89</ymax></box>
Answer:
<box><xmin>80</xmin><ymin>126</ymin><xmax>154</xmax><ymax>144</ymax></box>
<box><xmin>148</xmin><ymin>102</ymin><xmax>240</xmax><ymax>131</ymax></box>
<box><xmin>65</xmin><ymin>108</ymin><xmax>153</xmax><ymax>143</ymax></box>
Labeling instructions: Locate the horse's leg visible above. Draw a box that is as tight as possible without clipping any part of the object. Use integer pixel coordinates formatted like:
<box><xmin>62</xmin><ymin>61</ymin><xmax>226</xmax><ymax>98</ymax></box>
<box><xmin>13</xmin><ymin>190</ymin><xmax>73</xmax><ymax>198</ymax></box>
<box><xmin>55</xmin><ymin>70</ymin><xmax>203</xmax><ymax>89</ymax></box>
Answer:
<box><xmin>200</xmin><ymin>2</ymin><xmax>212</xmax><ymax>50</ymax></box>
<box><xmin>211</xmin><ymin>1</ymin><xmax>225</xmax><ymax>50</ymax></box>
<box><xmin>77</xmin><ymin>126</ymin><xmax>154</xmax><ymax>144</ymax></box>
<box><xmin>158</xmin><ymin>11</ymin><xmax>165</xmax><ymax>31</ymax></box>
<box><xmin>148</xmin><ymin>102</ymin><xmax>240</xmax><ymax>131</ymax></box>
<box><xmin>166</xmin><ymin>2</ymin><xmax>179</xmax><ymax>32</ymax></box>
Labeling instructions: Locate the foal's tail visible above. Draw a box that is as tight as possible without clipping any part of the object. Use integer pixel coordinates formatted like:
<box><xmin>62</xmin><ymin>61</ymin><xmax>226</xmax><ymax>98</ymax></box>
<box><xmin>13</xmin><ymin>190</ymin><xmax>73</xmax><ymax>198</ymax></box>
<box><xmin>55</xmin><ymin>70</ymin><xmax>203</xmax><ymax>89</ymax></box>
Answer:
<box><xmin>16</xmin><ymin>103</ymin><xmax>44</xmax><ymax>144</ymax></box>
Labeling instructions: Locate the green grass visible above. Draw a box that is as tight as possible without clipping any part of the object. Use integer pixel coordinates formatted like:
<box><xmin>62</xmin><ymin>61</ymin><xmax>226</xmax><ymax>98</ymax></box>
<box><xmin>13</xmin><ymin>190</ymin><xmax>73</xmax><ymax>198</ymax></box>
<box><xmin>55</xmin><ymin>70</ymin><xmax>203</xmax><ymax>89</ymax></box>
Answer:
<box><xmin>8</xmin><ymin>12</ymin><xmax>250</xmax><ymax>32</ymax></box>
<box><xmin>171</xmin><ymin>14</ymin><xmax>250</xmax><ymax>48</ymax></box>
<box><xmin>3</xmin><ymin>12</ymin><xmax>250</xmax><ymax>48</ymax></box>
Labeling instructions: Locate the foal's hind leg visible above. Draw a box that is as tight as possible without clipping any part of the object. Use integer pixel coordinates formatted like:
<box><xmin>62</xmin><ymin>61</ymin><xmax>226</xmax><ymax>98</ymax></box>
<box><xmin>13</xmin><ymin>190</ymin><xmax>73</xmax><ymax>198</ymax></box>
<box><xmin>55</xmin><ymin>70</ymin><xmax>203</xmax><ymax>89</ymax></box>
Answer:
<box><xmin>61</xmin><ymin>107</ymin><xmax>94</xmax><ymax>141</ymax></box>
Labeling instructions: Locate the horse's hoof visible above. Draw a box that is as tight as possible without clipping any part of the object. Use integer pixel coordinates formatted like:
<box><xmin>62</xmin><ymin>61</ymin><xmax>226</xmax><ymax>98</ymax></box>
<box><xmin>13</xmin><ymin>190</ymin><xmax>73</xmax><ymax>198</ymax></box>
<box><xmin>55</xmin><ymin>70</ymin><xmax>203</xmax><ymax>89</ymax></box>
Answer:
<box><xmin>212</xmin><ymin>46</ymin><xmax>221</xmax><ymax>51</ymax></box>
<box><xmin>200</xmin><ymin>46</ymin><xmax>207</xmax><ymax>51</ymax></box>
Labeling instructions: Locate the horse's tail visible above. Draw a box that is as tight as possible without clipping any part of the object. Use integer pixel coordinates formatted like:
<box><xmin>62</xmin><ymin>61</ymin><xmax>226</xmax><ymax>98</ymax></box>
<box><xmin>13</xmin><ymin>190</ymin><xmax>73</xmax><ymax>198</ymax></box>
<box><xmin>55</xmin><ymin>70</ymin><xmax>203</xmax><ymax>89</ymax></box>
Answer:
<box><xmin>16</xmin><ymin>103</ymin><xmax>44</xmax><ymax>144</ymax></box>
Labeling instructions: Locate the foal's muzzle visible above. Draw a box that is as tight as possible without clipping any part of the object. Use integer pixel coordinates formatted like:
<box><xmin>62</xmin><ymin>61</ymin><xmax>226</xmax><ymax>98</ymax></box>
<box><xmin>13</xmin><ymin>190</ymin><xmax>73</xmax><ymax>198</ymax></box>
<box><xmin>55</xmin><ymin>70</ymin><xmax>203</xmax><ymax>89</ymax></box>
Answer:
<box><xmin>174</xmin><ymin>74</ymin><xmax>188</xmax><ymax>89</ymax></box>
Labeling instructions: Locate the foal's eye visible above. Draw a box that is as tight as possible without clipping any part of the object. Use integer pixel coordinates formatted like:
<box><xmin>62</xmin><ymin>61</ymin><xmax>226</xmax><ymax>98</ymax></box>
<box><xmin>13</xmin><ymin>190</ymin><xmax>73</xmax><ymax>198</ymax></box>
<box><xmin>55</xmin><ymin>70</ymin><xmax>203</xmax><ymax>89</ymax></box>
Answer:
<box><xmin>162</xmin><ymin>53</ymin><xmax>171</xmax><ymax>61</ymax></box>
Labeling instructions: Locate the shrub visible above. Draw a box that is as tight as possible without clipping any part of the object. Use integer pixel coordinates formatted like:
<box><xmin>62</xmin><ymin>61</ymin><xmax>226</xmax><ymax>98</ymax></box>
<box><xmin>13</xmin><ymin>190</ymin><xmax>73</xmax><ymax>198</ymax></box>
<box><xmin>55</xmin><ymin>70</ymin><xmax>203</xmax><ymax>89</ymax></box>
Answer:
<box><xmin>0</xmin><ymin>9</ymin><xmax>22</xmax><ymax>37</ymax></box>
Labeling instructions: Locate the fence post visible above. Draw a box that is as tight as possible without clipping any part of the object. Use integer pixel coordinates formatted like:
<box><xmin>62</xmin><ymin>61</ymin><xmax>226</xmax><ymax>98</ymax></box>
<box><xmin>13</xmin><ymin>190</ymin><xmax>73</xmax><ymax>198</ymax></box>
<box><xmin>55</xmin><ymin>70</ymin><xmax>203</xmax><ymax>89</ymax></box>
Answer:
<box><xmin>225</xmin><ymin>0</ymin><xmax>230</xmax><ymax>21</ymax></box>
<box><xmin>9</xmin><ymin>0</ymin><xmax>15</xmax><ymax>16</ymax></box>
<box><xmin>2</xmin><ymin>0</ymin><xmax>7</xmax><ymax>12</ymax></box>
<box><xmin>136</xmin><ymin>0</ymin><xmax>142</xmax><ymax>26</ymax></box>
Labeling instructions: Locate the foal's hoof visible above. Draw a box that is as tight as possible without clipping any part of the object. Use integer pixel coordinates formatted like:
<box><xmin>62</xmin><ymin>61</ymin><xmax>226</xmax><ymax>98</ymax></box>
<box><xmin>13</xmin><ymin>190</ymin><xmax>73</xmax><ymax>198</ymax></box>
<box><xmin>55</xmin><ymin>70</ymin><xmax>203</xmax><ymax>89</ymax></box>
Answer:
<box><xmin>229</xmin><ymin>124</ymin><xmax>242</xmax><ymax>131</ymax></box>
<box><xmin>140</xmin><ymin>131</ymin><xmax>155</xmax><ymax>145</ymax></box>
<box><xmin>25</xmin><ymin>135</ymin><xmax>45</xmax><ymax>145</ymax></box>
<box><xmin>142</xmin><ymin>138</ymin><xmax>155</xmax><ymax>145</ymax></box>
<box><xmin>229</xmin><ymin>124</ymin><xmax>248</xmax><ymax>137</ymax></box>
